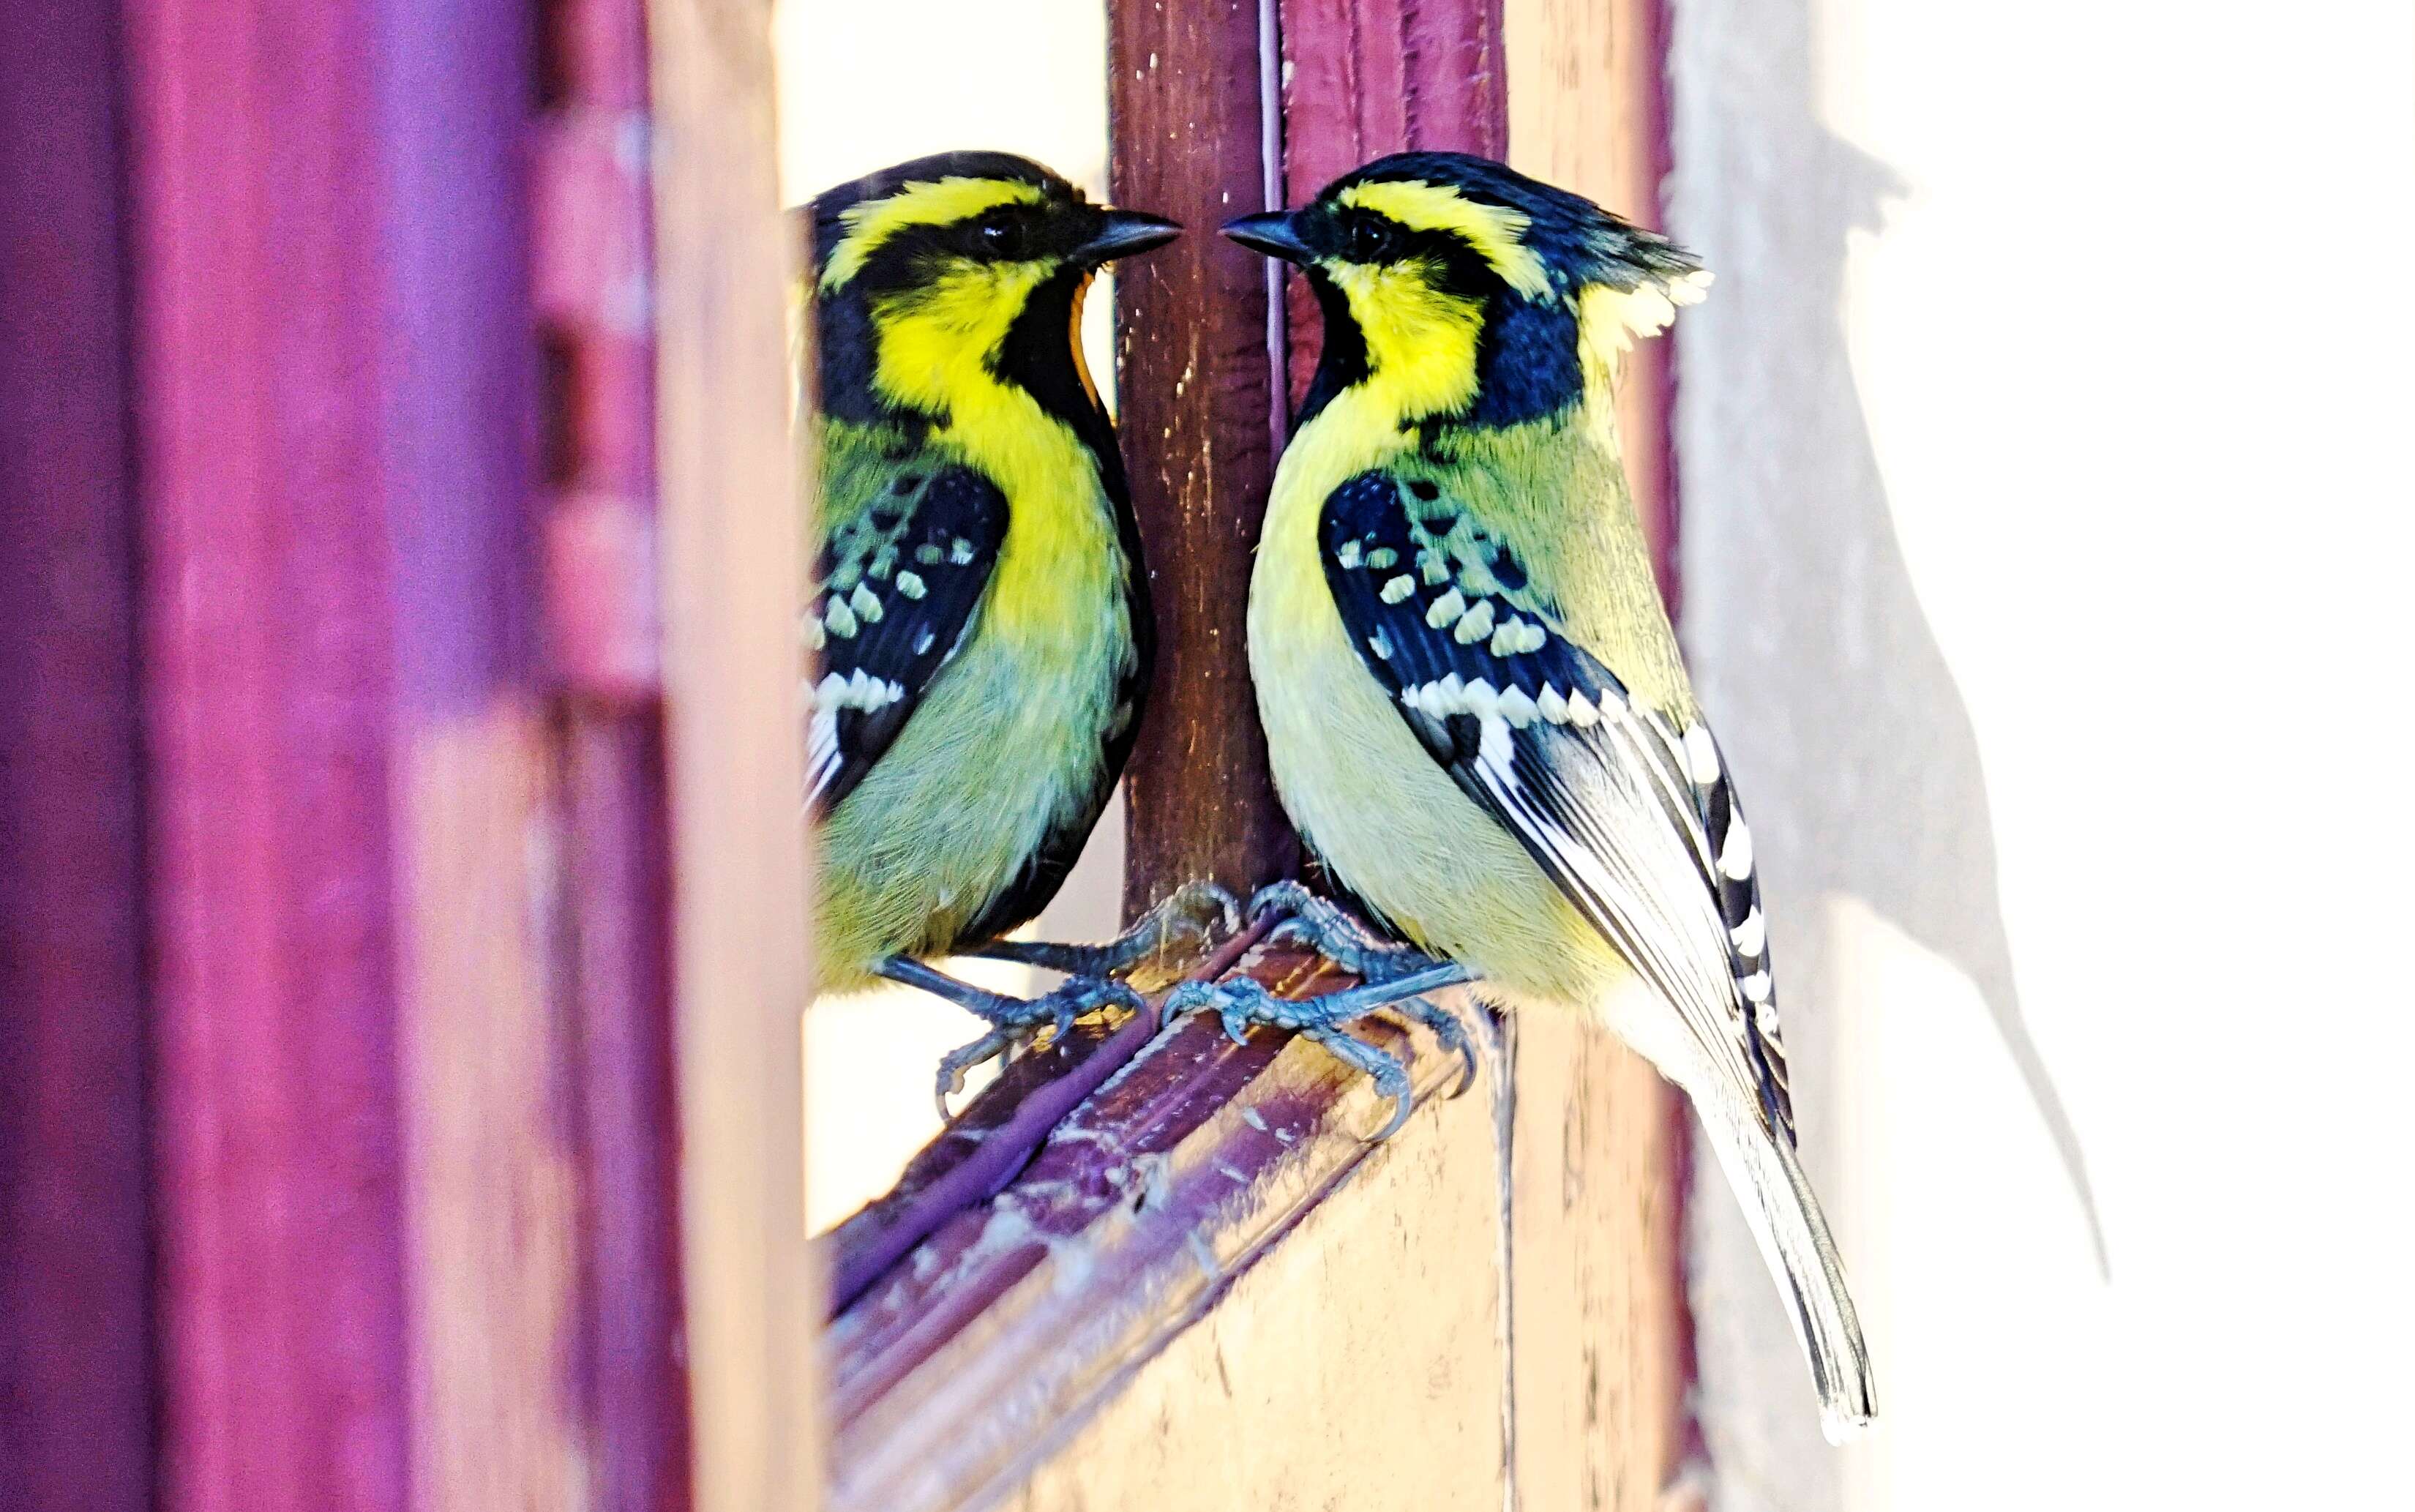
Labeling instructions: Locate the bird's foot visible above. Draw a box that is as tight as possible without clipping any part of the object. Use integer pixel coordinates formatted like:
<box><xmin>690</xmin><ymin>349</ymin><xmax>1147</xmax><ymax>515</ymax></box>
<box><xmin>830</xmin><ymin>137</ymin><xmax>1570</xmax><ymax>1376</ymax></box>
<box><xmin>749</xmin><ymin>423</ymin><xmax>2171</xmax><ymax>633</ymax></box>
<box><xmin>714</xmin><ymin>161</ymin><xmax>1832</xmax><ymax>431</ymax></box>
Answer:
<box><xmin>931</xmin><ymin>974</ymin><xmax>1147</xmax><ymax>1120</ymax></box>
<box><xmin>969</xmin><ymin>880</ymin><xmax>1241</xmax><ymax>979</ymax></box>
<box><xmin>877</xmin><ymin>956</ymin><xmax>1152</xmax><ymax>1119</ymax></box>
<box><xmin>1243</xmin><ymin>880</ymin><xmax>1432</xmax><ymax>985</ymax></box>
<box><xmin>1161</xmin><ymin>957</ymin><xmax>1475</xmax><ymax>1140</ymax></box>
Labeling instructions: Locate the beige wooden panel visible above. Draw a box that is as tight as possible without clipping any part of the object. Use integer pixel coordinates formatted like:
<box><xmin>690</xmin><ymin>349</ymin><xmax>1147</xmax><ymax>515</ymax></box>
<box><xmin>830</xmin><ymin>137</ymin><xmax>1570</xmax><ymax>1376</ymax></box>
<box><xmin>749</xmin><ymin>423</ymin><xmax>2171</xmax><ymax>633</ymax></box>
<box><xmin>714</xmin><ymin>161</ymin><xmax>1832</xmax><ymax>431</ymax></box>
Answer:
<box><xmin>1504</xmin><ymin>1000</ymin><xmax>1688</xmax><ymax>1512</ymax></box>
<box><xmin>652</xmin><ymin>0</ymin><xmax>817</xmax><ymax>1507</ymax></box>
<box><xmin>1003</xmin><ymin>1049</ymin><xmax>1510</xmax><ymax>1512</ymax></box>
<box><xmin>400</xmin><ymin>711</ymin><xmax>590</xmax><ymax>1511</ymax></box>
<box><xmin>1503</xmin><ymin>4</ymin><xmax>1693</xmax><ymax>1507</ymax></box>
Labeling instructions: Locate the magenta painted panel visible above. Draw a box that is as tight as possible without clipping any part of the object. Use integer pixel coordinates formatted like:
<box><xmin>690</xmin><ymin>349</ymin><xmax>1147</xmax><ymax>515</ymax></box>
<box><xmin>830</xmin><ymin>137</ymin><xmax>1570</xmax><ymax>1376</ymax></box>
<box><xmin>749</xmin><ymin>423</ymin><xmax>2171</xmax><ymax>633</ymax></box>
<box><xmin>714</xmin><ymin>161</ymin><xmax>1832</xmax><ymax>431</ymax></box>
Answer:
<box><xmin>0</xmin><ymin>5</ymin><xmax>154</xmax><ymax>1511</ymax></box>
<box><xmin>121</xmin><ymin>3</ymin><xmax>415</xmax><ymax>1505</ymax></box>
<box><xmin>564</xmin><ymin>715</ymin><xmax>692</xmax><ymax>1512</ymax></box>
<box><xmin>1276</xmin><ymin>0</ymin><xmax>1508</xmax><ymax>416</ymax></box>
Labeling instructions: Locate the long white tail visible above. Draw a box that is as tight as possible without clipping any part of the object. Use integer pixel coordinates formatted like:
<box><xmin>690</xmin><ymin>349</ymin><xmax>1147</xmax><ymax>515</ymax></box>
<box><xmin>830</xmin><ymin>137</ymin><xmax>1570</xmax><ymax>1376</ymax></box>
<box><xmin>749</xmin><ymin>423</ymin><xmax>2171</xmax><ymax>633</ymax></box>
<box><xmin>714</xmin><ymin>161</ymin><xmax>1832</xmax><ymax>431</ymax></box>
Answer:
<box><xmin>1699</xmin><ymin>1109</ymin><xmax>1878</xmax><ymax>1442</ymax></box>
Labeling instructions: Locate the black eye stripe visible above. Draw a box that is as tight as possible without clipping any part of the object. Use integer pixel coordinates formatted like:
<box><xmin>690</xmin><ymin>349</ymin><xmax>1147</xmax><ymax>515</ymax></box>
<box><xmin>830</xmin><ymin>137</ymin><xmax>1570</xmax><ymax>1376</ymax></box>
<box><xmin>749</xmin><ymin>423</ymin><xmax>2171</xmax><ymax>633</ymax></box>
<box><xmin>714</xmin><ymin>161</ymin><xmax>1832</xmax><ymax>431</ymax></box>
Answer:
<box><xmin>1322</xmin><ymin>209</ymin><xmax>1505</xmax><ymax>299</ymax></box>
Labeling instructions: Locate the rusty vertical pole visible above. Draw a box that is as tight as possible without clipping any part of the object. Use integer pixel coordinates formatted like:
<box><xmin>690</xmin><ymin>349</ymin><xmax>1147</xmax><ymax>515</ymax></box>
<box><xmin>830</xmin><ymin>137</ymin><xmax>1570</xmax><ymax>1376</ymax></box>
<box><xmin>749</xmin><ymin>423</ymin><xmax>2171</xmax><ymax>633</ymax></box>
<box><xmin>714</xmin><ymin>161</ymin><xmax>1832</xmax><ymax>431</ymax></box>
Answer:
<box><xmin>1107</xmin><ymin>0</ymin><xmax>1301</xmax><ymax>916</ymax></box>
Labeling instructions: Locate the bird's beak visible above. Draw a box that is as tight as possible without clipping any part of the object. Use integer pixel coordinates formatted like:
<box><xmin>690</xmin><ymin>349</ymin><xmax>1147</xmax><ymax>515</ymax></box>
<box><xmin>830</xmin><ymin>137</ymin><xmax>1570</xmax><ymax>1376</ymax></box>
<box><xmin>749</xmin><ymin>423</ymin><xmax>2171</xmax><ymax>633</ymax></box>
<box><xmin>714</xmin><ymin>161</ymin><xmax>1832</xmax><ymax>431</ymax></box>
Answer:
<box><xmin>1221</xmin><ymin>212</ymin><xmax>1312</xmax><ymax>263</ymax></box>
<box><xmin>1076</xmin><ymin>209</ymin><xmax>1182</xmax><ymax>264</ymax></box>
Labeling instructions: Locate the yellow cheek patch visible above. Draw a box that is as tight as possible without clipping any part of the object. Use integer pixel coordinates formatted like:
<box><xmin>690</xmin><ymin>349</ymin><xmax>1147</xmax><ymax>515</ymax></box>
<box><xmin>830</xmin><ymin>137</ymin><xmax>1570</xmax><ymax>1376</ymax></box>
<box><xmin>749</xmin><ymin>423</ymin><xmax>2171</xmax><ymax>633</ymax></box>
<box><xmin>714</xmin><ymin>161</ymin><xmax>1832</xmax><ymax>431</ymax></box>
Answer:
<box><xmin>867</xmin><ymin>261</ymin><xmax>1052</xmax><ymax>413</ymax></box>
<box><xmin>1336</xmin><ymin>179</ymin><xmax>1553</xmax><ymax>300</ymax></box>
<box><xmin>819</xmin><ymin>176</ymin><xmax>1046</xmax><ymax>291</ymax></box>
<box><xmin>1330</xmin><ymin>261</ymin><xmax>1487</xmax><ymax>422</ymax></box>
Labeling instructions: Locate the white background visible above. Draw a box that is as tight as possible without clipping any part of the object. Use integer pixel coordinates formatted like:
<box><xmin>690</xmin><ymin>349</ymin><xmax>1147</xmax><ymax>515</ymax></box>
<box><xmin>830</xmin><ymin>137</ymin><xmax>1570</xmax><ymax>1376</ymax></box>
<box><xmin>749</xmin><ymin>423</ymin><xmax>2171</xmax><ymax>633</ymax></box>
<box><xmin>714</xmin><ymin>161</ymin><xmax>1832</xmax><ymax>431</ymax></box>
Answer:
<box><xmin>1669</xmin><ymin>3</ymin><xmax>2415</xmax><ymax>1506</ymax></box>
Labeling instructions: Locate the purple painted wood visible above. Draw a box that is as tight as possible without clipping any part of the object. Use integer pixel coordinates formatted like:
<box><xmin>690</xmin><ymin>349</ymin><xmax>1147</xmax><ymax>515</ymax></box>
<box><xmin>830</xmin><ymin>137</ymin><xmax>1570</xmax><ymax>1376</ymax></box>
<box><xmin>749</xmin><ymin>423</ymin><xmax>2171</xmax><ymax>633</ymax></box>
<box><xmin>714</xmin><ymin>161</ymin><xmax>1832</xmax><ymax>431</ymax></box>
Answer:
<box><xmin>539</xmin><ymin>7</ymin><xmax>692</xmax><ymax>1506</ymax></box>
<box><xmin>116</xmin><ymin>1</ymin><xmax>689</xmax><ymax>1508</ymax></box>
<box><xmin>0</xmin><ymin>6</ymin><xmax>153</xmax><ymax>1511</ymax></box>
<box><xmin>564</xmin><ymin>715</ymin><xmax>692</xmax><ymax>1512</ymax></box>
<box><xmin>1276</xmin><ymin>0</ymin><xmax>1509</xmax><ymax>416</ymax></box>
<box><xmin>124</xmin><ymin>4</ymin><xmax>417</xmax><ymax>1505</ymax></box>
<box><xmin>825</xmin><ymin>938</ymin><xmax>1472</xmax><ymax>1508</ymax></box>
<box><xmin>820</xmin><ymin>921</ymin><xmax>1276</xmax><ymax>1315</ymax></box>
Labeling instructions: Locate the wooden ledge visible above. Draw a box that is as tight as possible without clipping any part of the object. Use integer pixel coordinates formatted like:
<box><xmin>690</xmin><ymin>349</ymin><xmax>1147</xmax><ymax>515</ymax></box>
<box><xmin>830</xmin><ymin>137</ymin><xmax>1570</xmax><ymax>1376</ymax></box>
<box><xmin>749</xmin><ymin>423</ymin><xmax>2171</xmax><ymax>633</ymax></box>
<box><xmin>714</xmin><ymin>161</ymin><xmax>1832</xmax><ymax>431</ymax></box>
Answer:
<box><xmin>821</xmin><ymin>931</ymin><xmax>1488</xmax><ymax>1512</ymax></box>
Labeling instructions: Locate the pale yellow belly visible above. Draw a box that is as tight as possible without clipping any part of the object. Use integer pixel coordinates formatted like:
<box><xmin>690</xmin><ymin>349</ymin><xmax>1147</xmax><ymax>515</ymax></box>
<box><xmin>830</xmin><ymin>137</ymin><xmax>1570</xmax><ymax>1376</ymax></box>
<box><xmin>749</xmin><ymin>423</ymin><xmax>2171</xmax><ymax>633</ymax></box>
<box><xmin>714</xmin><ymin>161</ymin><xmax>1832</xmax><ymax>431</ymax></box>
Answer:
<box><xmin>815</xmin><ymin>625</ymin><xmax>1120</xmax><ymax>993</ymax></box>
<box><xmin>1246</xmin><ymin>534</ymin><xmax>1628</xmax><ymax>1011</ymax></box>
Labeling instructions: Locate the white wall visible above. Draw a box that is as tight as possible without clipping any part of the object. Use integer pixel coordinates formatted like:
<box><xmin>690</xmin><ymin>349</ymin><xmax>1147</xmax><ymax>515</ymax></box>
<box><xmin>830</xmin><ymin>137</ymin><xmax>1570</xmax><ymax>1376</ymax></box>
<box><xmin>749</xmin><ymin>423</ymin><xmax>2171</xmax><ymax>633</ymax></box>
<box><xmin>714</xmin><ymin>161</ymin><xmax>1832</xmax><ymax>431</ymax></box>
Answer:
<box><xmin>1668</xmin><ymin>3</ymin><xmax>2415</xmax><ymax>1507</ymax></box>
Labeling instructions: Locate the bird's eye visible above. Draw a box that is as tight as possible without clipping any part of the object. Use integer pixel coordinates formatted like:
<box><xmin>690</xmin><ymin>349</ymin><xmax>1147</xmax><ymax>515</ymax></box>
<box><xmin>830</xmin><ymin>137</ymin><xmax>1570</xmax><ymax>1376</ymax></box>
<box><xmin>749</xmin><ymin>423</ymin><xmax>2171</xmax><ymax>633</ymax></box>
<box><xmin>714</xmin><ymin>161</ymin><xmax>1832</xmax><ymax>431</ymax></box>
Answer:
<box><xmin>977</xmin><ymin>215</ymin><xmax>1030</xmax><ymax>260</ymax></box>
<box><xmin>1341</xmin><ymin>217</ymin><xmax>1399</xmax><ymax>263</ymax></box>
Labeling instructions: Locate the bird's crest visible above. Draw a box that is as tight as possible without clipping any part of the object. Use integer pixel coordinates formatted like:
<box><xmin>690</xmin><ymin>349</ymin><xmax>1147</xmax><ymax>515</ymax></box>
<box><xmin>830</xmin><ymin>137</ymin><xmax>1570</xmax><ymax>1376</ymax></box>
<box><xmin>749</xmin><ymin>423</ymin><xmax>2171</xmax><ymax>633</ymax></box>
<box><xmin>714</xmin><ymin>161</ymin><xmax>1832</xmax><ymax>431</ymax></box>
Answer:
<box><xmin>1339</xmin><ymin>152</ymin><xmax>1710</xmax><ymax>312</ymax></box>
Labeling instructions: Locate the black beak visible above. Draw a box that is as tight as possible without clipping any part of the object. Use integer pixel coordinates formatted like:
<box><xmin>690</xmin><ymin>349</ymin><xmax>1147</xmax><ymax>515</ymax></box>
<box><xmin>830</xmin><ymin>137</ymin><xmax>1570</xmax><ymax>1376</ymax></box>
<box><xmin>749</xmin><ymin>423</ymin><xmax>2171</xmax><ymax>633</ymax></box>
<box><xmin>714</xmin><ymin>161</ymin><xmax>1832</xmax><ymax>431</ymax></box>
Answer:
<box><xmin>1076</xmin><ymin>209</ymin><xmax>1181</xmax><ymax>264</ymax></box>
<box><xmin>1221</xmin><ymin>211</ymin><xmax>1312</xmax><ymax>263</ymax></box>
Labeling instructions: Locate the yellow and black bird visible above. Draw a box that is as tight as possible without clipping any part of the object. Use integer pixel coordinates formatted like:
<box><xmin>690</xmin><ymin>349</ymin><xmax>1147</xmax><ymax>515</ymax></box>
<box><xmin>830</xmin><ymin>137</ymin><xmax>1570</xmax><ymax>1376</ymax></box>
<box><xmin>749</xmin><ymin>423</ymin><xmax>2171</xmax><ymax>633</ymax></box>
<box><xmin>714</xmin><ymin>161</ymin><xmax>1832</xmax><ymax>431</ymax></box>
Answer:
<box><xmin>1200</xmin><ymin>152</ymin><xmax>1877</xmax><ymax>1437</ymax></box>
<box><xmin>802</xmin><ymin>151</ymin><xmax>1211</xmax><ymax>1104</ymax></box>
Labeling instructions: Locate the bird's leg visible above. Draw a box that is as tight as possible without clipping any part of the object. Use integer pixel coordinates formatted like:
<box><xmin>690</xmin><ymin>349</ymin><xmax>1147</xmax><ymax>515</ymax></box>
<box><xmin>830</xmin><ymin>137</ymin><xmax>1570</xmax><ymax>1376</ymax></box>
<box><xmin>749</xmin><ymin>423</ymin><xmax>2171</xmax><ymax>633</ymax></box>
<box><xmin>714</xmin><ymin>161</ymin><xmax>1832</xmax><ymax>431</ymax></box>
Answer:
<box><xmin>966</xmin><ymin>880</ymin><xmax>1240</xmax><ymax>978</ymax></box>
<box><xmin>1161</xmin><ymin>959</ymin><xmax>1476</xmax><ymax>1140</ymax></box>
<box><xmin>875</xmin><ymin>957</ymin><xmax>1148</xmax><ymax>1119</ymax></box>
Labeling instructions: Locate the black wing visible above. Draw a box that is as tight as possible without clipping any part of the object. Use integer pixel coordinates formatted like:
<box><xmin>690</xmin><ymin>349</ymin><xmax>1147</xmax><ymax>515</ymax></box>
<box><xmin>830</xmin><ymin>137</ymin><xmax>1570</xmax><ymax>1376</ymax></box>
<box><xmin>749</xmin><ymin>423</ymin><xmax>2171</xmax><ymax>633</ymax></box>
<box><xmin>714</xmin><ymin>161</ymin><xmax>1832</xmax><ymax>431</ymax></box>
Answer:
<box><xmin>806</xmin><ymin>465</ymin><xmax>1008</xmax><ymax>816</ymax></box>
<box><xmin>1320</xmin><ymin>471</ymin><xmax>1794</xmax><ymax>1142</ymax></box>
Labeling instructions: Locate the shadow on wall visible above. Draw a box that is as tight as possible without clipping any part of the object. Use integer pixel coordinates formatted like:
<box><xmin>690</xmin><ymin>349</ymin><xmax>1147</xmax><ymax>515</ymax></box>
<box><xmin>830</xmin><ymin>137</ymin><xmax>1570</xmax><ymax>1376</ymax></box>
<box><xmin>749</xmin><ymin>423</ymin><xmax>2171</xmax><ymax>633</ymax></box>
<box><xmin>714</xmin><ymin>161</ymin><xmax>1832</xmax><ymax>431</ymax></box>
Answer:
<box><xmin>1669</xmin><ymin>0</ymin><xmax>2105</xmax><ymax>1287</ymax></box>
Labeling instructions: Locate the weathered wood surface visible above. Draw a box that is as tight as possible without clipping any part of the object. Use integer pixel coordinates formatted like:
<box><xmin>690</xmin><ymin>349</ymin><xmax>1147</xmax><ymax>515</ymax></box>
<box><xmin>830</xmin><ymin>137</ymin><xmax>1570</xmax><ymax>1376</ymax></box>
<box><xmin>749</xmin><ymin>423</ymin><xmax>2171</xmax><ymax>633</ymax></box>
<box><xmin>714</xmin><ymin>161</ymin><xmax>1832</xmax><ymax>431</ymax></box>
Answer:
<box><xmin>1499</xmin><ymin>7</ymin><xmax>1694</xmax><ymax>1504</ymax></box>
<box><xmin>1108</xmin><ymin>0</ymin><xmax>1302</xmax><ymax>914</ymax></box>
<box><xmin>0</xmin><ymin>6</ymin><xmax>151</xmax><ymax>1509</ymax></box>
<box><xmin>651</xmin><ymin>0</ymin><xmax>817</xmax><ymax>1507</ymax></box>
<box><xmin>820</xmin><ymin>923</ymin><xmax>1272</xmax><ymax>1316</ymax></box>
<box><xmin>826</xmin><ymin>940</ymin><xmax>1489</xmax><ymax>1512</ymax></box>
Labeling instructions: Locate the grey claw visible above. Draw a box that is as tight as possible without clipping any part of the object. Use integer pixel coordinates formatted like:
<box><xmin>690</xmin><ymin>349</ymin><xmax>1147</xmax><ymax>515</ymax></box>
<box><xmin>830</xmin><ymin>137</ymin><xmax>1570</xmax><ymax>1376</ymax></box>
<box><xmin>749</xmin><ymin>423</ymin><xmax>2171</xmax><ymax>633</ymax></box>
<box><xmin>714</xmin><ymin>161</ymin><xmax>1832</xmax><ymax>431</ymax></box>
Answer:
<box><xmin>1141</xmin><ymin>882</ymin><xmax>1243</xmax><ymax>958</ymax></box>
<box><xmin>1244</xmin><ymin>880</ymin><xmax>1320</xmax><ymax>928</ymax></box>
<box><xmin>1397</xmin><ymin>996</ymin><xmax>1477</xmax><ymax>1099</ymax></box>
<box><xmin>1164</xmin><ymin>970</ymin><xmax>1426</xmax><ymax>1140</ymax></box>
<box><xmin>934</xmin><ymin>1029</ymin><xmax>1013</xmax><ymax>1120</ymax></box>
<box><xmin>932</xmin><ymin>976</ymin><xmax>1146</xmax><ymax>1121</ymax></box>
<box><xmin>1308</xmin><ymin>1029</ymin><xmax>1416</xmax><ymax>1141</ymax></box>
<box><xmin>1188</xmin><ymin>881</ymin><xmax>1243</xmax><ymax>939</ymax></box>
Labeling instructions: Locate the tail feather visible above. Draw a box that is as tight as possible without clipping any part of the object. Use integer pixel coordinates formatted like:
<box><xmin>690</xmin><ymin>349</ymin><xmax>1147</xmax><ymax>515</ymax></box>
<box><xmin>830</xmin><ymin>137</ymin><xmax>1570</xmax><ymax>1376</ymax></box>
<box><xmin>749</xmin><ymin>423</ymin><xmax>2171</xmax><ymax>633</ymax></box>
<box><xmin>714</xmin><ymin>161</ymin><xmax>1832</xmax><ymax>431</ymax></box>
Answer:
<box><xmin>1701</xmin><ymin>1110</ymin><xmax>1878</xmax><ymax>1442</ymax></box>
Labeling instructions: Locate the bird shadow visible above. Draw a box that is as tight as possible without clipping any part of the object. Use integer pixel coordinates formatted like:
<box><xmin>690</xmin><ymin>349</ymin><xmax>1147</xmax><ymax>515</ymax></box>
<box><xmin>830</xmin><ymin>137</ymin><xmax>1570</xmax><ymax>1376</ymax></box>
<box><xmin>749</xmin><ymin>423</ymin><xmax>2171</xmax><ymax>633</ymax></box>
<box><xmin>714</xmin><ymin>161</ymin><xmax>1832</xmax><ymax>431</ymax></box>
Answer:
<box><xmin>1668</xmin><ymin>0</ymin><xmax>2108</xmax><ymax>1279</ymax></box>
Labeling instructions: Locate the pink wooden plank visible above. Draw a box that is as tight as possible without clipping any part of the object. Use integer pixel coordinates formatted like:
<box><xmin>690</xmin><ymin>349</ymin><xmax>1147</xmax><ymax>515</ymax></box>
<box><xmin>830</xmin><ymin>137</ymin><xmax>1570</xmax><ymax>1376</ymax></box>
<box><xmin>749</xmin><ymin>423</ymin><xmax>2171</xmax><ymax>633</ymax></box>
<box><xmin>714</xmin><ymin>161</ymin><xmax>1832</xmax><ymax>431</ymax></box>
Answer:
<box><xmin>118</xmin><ymin>1</ymin><xmax>687</xmax><ymax>1508</ymax></box>
<box><xmin>539</xmin><ymin>6</ymin><xmax>693</xmax><ymax>1505</ymax></box>
<box><xmin>563</xmin><ymin>714</ymin><xmax>692</xmax><ymax>1512</ymax></box>
<box><xmin>124</xmin><ymin>7</ymin><xmax>415</xmax><ymax>1507</ymax></box>
<box><xmin>1276</xmin><ymin>0</ymin><xmax>1509</xmax><ymax>416</ymax></box>
<box><xmin>0</xmin><ymin>5</ymin><xmax>154</xmax><ymax>1510</ymax></box>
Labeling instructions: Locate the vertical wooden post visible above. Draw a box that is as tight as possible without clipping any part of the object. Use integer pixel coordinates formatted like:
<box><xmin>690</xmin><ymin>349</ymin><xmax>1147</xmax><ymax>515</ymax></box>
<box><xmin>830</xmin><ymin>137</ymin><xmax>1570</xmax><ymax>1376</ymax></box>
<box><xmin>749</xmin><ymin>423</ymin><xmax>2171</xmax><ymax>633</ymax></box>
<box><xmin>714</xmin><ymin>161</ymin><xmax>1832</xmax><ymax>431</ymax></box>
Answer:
<box><xmin>650</xmin><ymin>1</ymin><xmax>817</xmax><ymax>1508</ymax></box>
<box><xmin>0</xmin><ymin>7</ymin><xmax>151</xmax><ymax>1511</ymax></box>
<box><xmin>1499</xmin><ymin>4</ymin><xmax>1693</xmax><ymax>1505</ymax></box>
<box><xmin>1108</xmin><ymin>0</ymin><xmax>1301</xmax><ymax>915</ymax></box>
